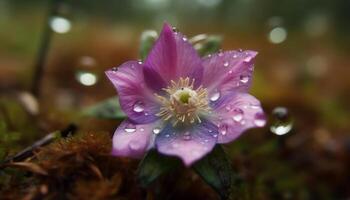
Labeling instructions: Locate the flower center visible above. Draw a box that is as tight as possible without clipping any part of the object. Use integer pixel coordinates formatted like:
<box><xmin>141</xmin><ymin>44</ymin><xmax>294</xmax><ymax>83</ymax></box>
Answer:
<box><xmin>155</xmin><ymin>77</ymin><xmax>210</xmax><ymax>126</ymax></box>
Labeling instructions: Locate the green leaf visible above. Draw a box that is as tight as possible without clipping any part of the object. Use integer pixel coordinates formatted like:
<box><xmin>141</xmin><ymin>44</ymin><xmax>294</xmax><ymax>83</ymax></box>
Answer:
<box><xmin>82</xmin><ymin>96</ymin><xmax>126</xmax><ymax>119</ymax></box>
<box><xmin>193</xmin><ymin>145</ymin><xmax>243</xmax><ymax>199</ymax></box>
<box><xmin>139</xmin><ymin>30</ymin><xmax>158</xmax><ymax>60</ymax></box>
<box><xmin>137</xmin><ymin>149</ymin><xmax>180</xmax><ymax>187</ymax></box>
<box><xmin>190</xmin><ymin>34</ymin><xmax>222</xmax><ymax>57</ymax></box>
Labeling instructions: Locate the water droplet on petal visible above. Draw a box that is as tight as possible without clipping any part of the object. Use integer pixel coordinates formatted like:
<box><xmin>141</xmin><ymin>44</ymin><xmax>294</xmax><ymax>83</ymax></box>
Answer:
<box><xmin>172</xmin><ymin>26</ymin><xmax>178</xmax><ymax>32</ymax></box>
<box><xmin>210</xmin><ymin>91</ymin><xmax>220</xmax><ymax>102</ymax></box>
<box><xmin>218</xmin><ymin>52</ymin><xmax>224</xmax><ymax>56</ymax></box>
<box><xmin>254</xmin><ymin>112</ymin><xmax>266</xmax><ymax>127</ymax></box>
<box><xmin>213</xmin><ymin>134</ymin><xmax>218</xmax><ymax>138</ymax></box>
<box><xmin>232</xmin><ymin>108</ymin><xmax>244</xmax><ymax>122</ymax></box>
<box><xmin>239</xmin><ymin>75</ymin><xmax>249</xmax><ymax>83</ymax></box>
<box><xmin>183</xmin><ymin>135</ymin><xmax>191</xmax><ymax>140</ymax></box>
<box><xmin>140</xmin><ymin>128</ymin><xmax>145</xmax><ymax>132</ymax></box>
<box><xmin>133</xmin><ymin>101</ymin><xmax>144</xmax><ymax>113</ymax></box>
<box><xmin>129</xmin><ymin>140</ymin><xmax>141</xmax><ymax>150</ymax></box>
<box><xmin>124</xmin><ymin>124</ymin><xmax>136</xmax><ymax>133</ymax></box>
<box><xmin>172</xmin><ymin>142</ymin><xmax>179</xmax><ymax>148</ymax></box>
<box><xmin>250</xmin><ymin>104</ymin><xmax>261</xmax><ymax>109</ymax></box>
<box><xmin>218</xmin><ymin>124</ymin><xmax>228</xmax><ymax>135</ymax></box>
<box><xmin>223</xmin><ymin>61</ymin><xmax>229</xmax><ymax>67</ymax></box>
<box><xmin>152</xmin><ymin>128</ymin><xmax>160</xmax><ymax>134</ymax></box>
<box><xmin>244</xmin><ymin>56</ymin><xmax>253</xmax><ymax>63</ymax></box>
<box><xmin>165</xmin><ymin>134</ymin><xmax>170</xmax><ymax>137</ymax></box>
<box><xmin>182</xmin><ymin>37</ymin><xmax>187</xmax><ymax>41</ymax></box>
<box><xmin>233</xmin><ymin>54</ymin><xmax>238</xmax><ymax>58</ymax></box>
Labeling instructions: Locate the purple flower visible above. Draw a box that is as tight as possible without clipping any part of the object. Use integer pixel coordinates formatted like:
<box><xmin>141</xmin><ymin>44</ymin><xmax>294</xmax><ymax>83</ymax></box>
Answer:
<box><xmin>106</xmin><ymin>23</ymin><xmax>266</xmax><ymax>166</ymax></box>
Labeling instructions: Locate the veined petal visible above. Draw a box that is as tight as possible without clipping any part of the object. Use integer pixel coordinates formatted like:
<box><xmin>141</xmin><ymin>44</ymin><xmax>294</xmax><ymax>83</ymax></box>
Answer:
<box><xmin>155</xmin><ymin>121</ymin><xmax>218</xmax><ymax>166</ymax></box>
<box><xmin>202</xmin><ymin>50</ymin><xmax>257</xmax><ymax>99</ymax></box>
<box><xmin>211</xmin><ymin>92</ymin><xmax>266</xmax><ymax>144</ymax></box>
<box><xmin>111</xmin><ymin>119</ymin><xmax>159</xmax><ymax>158</ymax></box>
<box><xmin>144</xmin><ymin>23</ymin><xmax>203</xmax><ymax>89</ymax></box>
<box><xmin>105</xmin><ymin>61</ymin><xmax>159</xmax><ymax>124</ymax></box>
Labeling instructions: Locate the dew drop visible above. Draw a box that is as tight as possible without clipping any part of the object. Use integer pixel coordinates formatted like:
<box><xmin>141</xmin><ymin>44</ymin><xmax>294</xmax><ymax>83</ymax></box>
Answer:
<box><xmin>172</xmin><ymin>142</ymin><xmax>179</xmax><ymax>148</ymax></box>
<box><xmin>250</xmin><ymin>104</ymin><xmax>261</xmax><ymax>109</ymax></box>
<box><xmin>182</xmin><ymin>37</ymin><xmax>188</xmax><ymax>41</ymax></box>
<box><xmin>152</xmin><ymin>128</ymin><xmax>161</xmax><ymax>134</ymax></box>
<box><xmin>233</xmin><ymin>54</ymin><xmax>238</xmax><ymax>58</ymax></box>
<box><xmin>172</xmin><ymin>26</ymin><xmax>178</xmax><ymax>32</ymax></box>
<box><xmin>244</xmin><ymin>56</ymin><xmax>253</xmax><ymax>63</ymax></box>
<box><xmin>223</xmin><ymin>61</ymin><xmax>229</xmax><ymax>67</ymax></box>
<box><xmin>270</xmin><ymin>106</ymin><xmax>293</xmax><ymax>135</ymax></box>
<box><xmin>239</xmin><ymin>75</ymin><xmax>249</xmax><ymax>83</ymax></box>
<box><xmin>208</xmin><ymin>129</ymin><xmax>213</xmax><ymax>133</ymax></box>
<box><xmin>165</xmin><ymin>134</ymin><xmax>170</xmax><ymax>137</ymax></box>
<box><xmin>133</xmin><ymin>101</ymin><xmax>144</xmax><ymax>113</ymax></box>
<box><xmin>232</xmin><ymin>108</ymin><xmax>244</xmax><ymax>122</ymax></box>
<box><xmin>218</xmin><ymin>51</ymin><xmax>224</xmax><ymax>57</ymax></box>
<box><xmin>140</xmin><ymin>128</ymin><xmax>145</xmax><ymax>132</ymax></box>
<box><xmin>111</xmin><ymin>67</ymin><xmax>118</xmax><ymax>72</ymax></box>
<box><xmin>129</xmin><ymin>140</ymin><xmax>141</xmax><ymax>150</ymax></box>
<box><xmin>183</xmin><ymin>135</ymin><xmax>191</xmax><ymax>140</ymax></box>
<box><xmin>254</xmin><ymin>112</ymin><xmax>266</xmax><ymax>127</ymax></box>
<box><xmin>210</xmin><ymin>91</ymin><xmax>220</xmax><ymax>102</ymax></box>
<box><xmin>213</xmin><ymin>134</ymin><xmax>218</xmax><ymax>138</ymax></box>
<box><xmin>270</xmin><ymin>124</ymin><xmax>292</xmax><ymax>135</ymax></box>
<box><xmin>218</xmin><ymin>124</ymin><xmax>228</xmax><ymax>135</ymax></box>
<box><xmin>124</xmin><ymin>124</ymin><xmax>136</xmax><ymax>133</ymax></box>
<box><xmin>50</xmin><ymin>16</ymin><xmax>71</xmax><ymax>34</ymax></box>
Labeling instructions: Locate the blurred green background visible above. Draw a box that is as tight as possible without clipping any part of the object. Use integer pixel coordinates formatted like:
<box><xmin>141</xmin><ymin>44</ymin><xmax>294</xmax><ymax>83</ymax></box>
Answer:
<box><xmin>0</xmin><ymin>0</ymin><xmax>350</xmax><ymax>199</ymax></box>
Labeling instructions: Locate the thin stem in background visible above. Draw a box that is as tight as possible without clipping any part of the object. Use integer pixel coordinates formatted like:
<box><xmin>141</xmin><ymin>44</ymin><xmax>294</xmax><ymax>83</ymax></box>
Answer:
<box><xmin>31</xmin><ymin>0</ymin><xmax>61</xmax><ymax>97</ymax></box>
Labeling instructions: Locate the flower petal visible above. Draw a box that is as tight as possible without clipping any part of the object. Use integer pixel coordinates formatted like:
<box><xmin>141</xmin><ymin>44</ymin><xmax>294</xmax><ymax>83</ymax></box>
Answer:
<box><xmin>105</xmin><ymin>61</ymin><xmax>159</xmax><ymax>124</ymax></box>
<box><xmin>211</xmin><ymin>92</ymin><xmax>266</xmax><ymax>144</ymax></box>
<box><xmin>144</xmin><ymin>23</ymin><xmax>203</xmax><ymax>88</ymax></box>
<box><xmin>111</xmin><ymin>119</ymin><xmax>159</xmax><ymax>158</ymax></box>
<box><xmin>202</xmin><ymin>50</ymin><xmax>257</xmax><ymax>99</ymax></box>
<box><xmin>155</xmin><ymin>121</ymin><xmax>218</xmax><ymax>166</ymax></box>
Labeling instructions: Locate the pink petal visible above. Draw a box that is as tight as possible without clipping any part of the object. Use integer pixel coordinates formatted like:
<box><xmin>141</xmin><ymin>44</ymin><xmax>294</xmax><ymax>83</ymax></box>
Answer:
<box><xmin>144</xmin><ymin>23</ymin><xmax>203</xmax><ymax>88</ymax></box>
<box><xmin>210</xmin><ymin>92</ymin><xmax>266</xmax><ymax>144</ymax></box>
<box><xmin>105</xmin><ymin>61</ymin><xmax>159</xmax><ymax>124</ymax></box>
<box><xmin>155</xmin><ymin>122</ymin><xmax>218</xmax><ymax>166</ymax></box>
<box><xmin>202</xmin><ymin>50</ymin><xmax>257</xmax><ymax>99</ymax></box>
<box><xmin>111</xmin><ymin>119</ymin><xmax>159</xmax><ymax>158</ymax></box>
